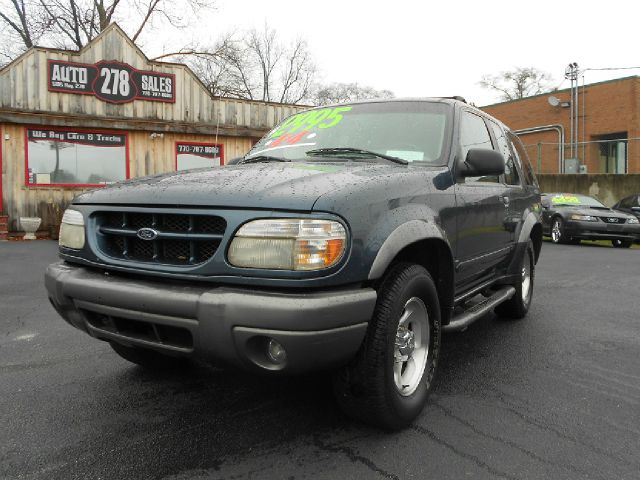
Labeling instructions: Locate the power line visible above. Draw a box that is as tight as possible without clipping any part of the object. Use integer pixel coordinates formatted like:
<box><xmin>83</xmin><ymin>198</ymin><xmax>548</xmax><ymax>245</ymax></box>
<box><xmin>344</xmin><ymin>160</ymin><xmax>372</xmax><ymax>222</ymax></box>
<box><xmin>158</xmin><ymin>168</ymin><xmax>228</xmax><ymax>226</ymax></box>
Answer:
<box><xmin>583</xmin><ymin>66</ymin><xmax>640</xmax><ymax>72</ymax></box>
<box><xmin>553</xmin><ymin>77</ymin><xmax>568</xmax><ymax>91</ymax></box>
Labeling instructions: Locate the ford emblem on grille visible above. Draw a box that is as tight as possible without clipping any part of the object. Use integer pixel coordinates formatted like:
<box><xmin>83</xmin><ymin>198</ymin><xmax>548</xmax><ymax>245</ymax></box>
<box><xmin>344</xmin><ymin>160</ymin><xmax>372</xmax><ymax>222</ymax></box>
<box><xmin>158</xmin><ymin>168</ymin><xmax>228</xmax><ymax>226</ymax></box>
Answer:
<box><xmin>607</xmin><ymin>218</ymin><xmax>619</xmax><ymax>223</ymax></box>
<box><xmin>137</xmin><ymin>228</ymin><xmax>159</xmax><ymax>240</ymax></box>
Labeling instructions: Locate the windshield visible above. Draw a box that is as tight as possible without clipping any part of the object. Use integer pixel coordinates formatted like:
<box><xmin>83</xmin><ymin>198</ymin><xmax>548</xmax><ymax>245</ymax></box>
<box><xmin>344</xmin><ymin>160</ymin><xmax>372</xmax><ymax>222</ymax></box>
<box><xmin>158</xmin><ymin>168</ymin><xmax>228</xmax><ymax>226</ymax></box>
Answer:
<box><xmin>247</xmin><ymin>101</ymin><xmax>451</xmax><ymax>165</ymax></box>
<box><xmin>547</xmin><ymin>194</ymin><xmax>607</xmax><ymax>208</ymax></box>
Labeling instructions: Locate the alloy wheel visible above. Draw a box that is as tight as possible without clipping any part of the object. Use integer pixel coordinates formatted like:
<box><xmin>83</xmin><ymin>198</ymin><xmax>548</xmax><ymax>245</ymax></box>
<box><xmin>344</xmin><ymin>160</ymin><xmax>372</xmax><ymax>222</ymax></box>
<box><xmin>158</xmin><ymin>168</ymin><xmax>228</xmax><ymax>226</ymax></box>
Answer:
<box><xmin>521</xmin><ymin>248</ymin><xmax>532</xmax><ymax>303</ymax></box>
<box><xmin>393</xmin><ymin>297</ymin><xmax>430</xmax><ymax>396</ymax></box>
<box><xmin>551</xmin><ymin>219</ymin><xmax>562</xmax><ymax>243</ymax></box>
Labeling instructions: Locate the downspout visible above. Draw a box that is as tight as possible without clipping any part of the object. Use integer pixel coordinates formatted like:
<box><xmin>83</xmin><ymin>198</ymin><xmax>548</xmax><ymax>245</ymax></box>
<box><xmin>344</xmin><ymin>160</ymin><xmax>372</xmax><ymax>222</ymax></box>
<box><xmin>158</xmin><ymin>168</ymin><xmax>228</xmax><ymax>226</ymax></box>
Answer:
<box><xmin>514</xmin><ymin>125</ymin><xmax>565</xmax><ymax>173</ymax></box>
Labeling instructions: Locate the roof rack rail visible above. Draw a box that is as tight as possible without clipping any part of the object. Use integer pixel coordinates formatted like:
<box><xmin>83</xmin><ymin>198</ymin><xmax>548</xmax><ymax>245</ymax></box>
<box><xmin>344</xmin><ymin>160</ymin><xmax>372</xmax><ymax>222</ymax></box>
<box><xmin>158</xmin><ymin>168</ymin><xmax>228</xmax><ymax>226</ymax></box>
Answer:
<box><xmin>443</xmin><ymin>96</ymin><xmax>467</xmax><ymax>103</ymax></box>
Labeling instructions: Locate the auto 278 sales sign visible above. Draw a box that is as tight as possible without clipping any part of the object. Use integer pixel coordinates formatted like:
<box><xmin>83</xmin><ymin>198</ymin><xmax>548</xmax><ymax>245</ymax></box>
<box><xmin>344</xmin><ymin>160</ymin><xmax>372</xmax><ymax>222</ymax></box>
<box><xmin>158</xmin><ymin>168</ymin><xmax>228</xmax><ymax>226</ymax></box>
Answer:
<box><xmin>48</xmin><ymin>60</ymin><xmax>175</xmax><ymax>104</ymax></box>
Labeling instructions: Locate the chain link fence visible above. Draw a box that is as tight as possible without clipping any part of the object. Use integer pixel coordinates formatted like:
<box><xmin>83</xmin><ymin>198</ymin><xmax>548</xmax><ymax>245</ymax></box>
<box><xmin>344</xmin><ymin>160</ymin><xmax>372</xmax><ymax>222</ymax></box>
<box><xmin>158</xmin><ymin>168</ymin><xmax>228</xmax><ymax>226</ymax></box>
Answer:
<box><xmin>521</xmin><ymin>137</ymin><xmax>635</xmax><ymax>174</ymax></box>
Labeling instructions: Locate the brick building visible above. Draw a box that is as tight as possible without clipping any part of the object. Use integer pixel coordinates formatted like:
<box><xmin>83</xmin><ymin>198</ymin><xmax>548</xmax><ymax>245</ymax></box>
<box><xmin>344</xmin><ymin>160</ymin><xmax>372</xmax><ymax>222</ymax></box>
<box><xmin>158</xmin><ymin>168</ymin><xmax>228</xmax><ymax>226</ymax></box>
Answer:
<box><xmin>482</xmin><ymin>76</ymin><xmax>640</xmax><ymax>175</ymax></box>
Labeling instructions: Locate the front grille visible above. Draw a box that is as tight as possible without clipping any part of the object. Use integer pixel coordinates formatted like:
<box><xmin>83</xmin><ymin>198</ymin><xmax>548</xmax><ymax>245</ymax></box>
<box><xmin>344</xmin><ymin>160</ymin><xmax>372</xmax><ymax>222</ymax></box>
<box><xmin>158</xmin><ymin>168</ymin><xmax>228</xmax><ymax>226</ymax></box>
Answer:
<box><xmin>96</xmin><ymin>211</ymin><xmax>226</xmax><ymax>265</ymax></box>
<box><xmin>601</xmin><ymin>217</ymin><xmax>626</xmax><ymax>224</ymax></box>
<box><xmin>82</xmin><ymin>309</ymin><xmax>193</xmax><ymax>350</ymax></box>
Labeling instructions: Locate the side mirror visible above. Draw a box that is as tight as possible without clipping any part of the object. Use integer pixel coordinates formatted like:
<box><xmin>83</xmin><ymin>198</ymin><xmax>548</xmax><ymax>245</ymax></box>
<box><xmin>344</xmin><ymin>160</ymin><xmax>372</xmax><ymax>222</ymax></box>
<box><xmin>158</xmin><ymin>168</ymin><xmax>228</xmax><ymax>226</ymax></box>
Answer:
<box><xmin>459</xmin><ymin>149</ymin><xmax>505</xmax><ymax>177</ymax></box>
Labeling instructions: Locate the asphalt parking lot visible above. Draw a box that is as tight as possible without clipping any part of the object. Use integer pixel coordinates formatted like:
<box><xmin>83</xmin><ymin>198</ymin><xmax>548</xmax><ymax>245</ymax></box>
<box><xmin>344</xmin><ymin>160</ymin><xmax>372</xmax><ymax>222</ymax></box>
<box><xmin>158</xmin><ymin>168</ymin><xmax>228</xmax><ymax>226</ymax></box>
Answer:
<box><xmin>1</xmin><ymin>240</ymin><xmax>639</xmax><ymax>480</ymax></box>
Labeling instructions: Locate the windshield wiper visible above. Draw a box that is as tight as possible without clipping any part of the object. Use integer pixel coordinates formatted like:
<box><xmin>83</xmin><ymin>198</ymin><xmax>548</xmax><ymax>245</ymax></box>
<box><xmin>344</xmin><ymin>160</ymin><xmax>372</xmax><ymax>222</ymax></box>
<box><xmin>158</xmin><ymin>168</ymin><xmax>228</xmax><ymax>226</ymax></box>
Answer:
<box><xmin>306</xmin><ymin>147</ymin><xmax>409</xmax><ymax>165</ymax></box>
<box><xmin>240</xmin><ymin>155</ymin><xmax>290</xmax><ymax>164</ymax></box>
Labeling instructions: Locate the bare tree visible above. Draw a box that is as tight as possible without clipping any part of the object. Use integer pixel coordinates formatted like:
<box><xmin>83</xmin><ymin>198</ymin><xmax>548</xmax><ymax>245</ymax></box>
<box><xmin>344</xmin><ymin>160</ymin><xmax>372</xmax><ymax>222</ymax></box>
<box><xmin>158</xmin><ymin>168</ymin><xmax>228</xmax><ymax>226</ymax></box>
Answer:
<box><xmin>176</xmin><ymin>25</ymin><xmax>316</xmax><ymax>104</ymax></box>
<box><xmin>37</xmin><ymin>0</ymin><xmax>97</xmax><ymax>49</ymax></box>
<box><xmin>0</xmin><ymin>0</ymin><xmax>36</xmax><ymax>47</ymax></box>
<box><xmin>247</xmin><ymin>26</ymin><xmax>280</xmax><ymax>102</ymax></box>
<box><xmin>309</xmin><ymin>82</ymin><xmax>394</xmax><ymax>106</ymax></box>
<box><xmin>153</xmin><ymin>34</ymin><xmax>251</xmax><ymax>98</ymax></box>
<box><xmin>0</xmin><ymin>0</ymin><xmax>215</xmax><ymax>62</ymax></box>
<box><xmin>479</xmin><ymin>67</ymin><xmax>554</xmax><ymax>102</ymax></box>
<box><xmin>0</xmin><ymin>0</ymin><xmax>49</xmax><ymax>63</ymax></box>
<box><xmin>278</xmin><ymin>37</ymin><xmax>315</xmax><ymax>104</ymax></box>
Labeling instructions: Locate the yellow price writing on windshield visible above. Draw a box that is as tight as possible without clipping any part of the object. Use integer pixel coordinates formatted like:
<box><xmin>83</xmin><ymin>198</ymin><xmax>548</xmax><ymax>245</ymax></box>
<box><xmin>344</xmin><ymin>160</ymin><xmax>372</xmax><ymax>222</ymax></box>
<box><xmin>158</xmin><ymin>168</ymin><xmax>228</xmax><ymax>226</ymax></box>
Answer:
<box><xmin>270</xmin><ymin>106</ymin><xmax>353</xmax><ymax>138</ymax></box>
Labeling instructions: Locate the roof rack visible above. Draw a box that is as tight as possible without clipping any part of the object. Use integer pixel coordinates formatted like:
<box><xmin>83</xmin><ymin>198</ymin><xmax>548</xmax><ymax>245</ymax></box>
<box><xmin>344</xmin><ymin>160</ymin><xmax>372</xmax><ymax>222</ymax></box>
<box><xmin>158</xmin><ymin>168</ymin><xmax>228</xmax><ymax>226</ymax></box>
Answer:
<box><xmin>442</xmin><ymin>96</ymin><xmax>467</xmax><ymax>103</ymax></box>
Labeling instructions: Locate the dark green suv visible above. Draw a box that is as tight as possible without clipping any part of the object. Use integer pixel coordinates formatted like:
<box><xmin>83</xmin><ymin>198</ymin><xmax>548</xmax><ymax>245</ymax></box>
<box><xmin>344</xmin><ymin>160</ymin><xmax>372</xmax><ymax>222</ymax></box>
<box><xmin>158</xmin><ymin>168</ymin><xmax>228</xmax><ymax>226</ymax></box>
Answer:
<box><xmin>46</xmin><ymin>98</ymin><xmax>542</xmax><ymax>429</ymax></box>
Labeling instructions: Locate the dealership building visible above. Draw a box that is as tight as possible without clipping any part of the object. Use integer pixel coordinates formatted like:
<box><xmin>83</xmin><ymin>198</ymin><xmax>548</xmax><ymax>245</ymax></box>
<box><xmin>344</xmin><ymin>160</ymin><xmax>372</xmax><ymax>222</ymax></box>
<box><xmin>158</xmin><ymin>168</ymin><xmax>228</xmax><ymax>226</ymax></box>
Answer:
<box><xmin>0</xmin><ymin>24</ymin><xmax>304</xmax><ymax>239</ymax></box>
<box><xmin>482</xmin><ymin>76</ymin><xmax>640</xmax><ymax>175</ymax></box>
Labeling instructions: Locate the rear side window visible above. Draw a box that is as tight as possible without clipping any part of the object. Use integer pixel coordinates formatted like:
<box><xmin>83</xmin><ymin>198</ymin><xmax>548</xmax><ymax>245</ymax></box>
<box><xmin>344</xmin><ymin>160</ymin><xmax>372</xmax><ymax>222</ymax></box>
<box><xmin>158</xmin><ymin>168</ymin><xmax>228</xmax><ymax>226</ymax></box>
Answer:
<box><xmin>488</xmin><ymin>121</ymin><xmax>520</xmax><ymax>186</ymax></box>
<box><xmin>508</xmin><ymin>131</ymin><xmax>537</xmax><ymax>187</ymax></box>
<box><xmin>460</xmin><ymin>111</ymin><xmax>498</xmax><ymax>183</ymax></box>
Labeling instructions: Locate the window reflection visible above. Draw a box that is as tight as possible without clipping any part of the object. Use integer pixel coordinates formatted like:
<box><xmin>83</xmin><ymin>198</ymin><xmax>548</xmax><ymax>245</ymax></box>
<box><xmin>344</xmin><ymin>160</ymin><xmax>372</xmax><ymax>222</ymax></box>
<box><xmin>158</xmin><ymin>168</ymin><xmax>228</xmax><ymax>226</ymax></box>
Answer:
<box><xmin>176</xmin><ymin>143</ymin><xmax>222</xmax><ymax>171</ymax></box>
<box><xmin>27</xmin><ymin>129</ymin><xmax>127</xmax><ymax>185</ymax></box>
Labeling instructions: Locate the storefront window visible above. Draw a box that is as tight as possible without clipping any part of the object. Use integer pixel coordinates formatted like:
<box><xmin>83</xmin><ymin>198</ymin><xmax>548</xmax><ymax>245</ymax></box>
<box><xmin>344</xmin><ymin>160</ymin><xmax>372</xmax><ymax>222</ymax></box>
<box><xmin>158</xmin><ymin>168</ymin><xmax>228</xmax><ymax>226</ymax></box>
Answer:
<box><xmin>26</xmin><ymin>128</ymin><xmax>128</xmax><ymax>186</ymax></box>
<box><xmin>176</xmin><ymin>142</ymin><xmax>223</xmax><ymax>170</ymax></box>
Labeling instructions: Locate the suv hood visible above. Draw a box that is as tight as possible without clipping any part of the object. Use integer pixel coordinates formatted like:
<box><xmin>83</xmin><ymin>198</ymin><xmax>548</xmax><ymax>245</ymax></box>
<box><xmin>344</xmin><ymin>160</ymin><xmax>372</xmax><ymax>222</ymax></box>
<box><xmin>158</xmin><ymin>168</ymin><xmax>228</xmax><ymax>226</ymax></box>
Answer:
<box><xmin>73</xmin><ymin>162</ymin><xmax>417</xmax><ymax>211</ymax></box>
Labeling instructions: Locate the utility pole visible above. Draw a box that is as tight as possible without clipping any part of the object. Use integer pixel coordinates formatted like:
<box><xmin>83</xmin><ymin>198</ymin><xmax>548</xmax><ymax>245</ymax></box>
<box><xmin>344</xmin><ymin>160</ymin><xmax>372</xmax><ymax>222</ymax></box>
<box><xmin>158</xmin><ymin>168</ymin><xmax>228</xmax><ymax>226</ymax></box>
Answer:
<box><xmin>564</xmin><ymin>62</ymin><xmax>579</xmax><ymax>172</ymax></box>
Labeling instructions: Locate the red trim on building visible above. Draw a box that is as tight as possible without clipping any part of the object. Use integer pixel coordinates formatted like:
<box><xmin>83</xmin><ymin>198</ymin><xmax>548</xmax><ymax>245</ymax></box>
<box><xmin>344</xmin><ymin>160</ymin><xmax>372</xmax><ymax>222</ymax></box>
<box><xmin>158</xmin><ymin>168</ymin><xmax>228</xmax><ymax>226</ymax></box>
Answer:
<box><xmin>174</xmin><ymin>141</ymin><xmax>224</xmax><ymax>170</ymax></box>
<box><xmin>24</xmin><ymin>125</ymin><xmax>130</xmax><ymax>188</ymax></box>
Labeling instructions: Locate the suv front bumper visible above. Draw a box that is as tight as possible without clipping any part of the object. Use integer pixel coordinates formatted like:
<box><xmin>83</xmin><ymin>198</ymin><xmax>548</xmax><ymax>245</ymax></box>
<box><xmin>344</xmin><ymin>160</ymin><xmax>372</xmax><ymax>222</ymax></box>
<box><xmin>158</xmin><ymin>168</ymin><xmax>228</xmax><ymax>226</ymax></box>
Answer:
<box><xmin>45</xmin><ymin>262</ymin><xmax>376</xmax><ymax>373</ymax></box>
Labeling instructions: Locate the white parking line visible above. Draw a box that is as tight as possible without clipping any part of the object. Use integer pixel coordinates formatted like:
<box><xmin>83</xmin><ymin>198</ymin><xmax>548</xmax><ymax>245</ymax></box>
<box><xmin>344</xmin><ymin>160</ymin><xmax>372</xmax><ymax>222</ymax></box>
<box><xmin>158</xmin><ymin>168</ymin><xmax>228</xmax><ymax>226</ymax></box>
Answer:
<box><xmin>14</xmin><ymin>333</ymin><xmax>38</xmax><ymax>341</ymax></box>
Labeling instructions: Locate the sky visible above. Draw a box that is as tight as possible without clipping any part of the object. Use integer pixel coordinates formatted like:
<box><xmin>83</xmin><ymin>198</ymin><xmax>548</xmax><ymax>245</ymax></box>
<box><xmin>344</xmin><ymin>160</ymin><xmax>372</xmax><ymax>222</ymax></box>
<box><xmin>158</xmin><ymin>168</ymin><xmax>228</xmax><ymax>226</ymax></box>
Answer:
<box><xmin>145</xmin><ymin>0</ymin><xmax>640</xmax><ymax>106</ymax></box>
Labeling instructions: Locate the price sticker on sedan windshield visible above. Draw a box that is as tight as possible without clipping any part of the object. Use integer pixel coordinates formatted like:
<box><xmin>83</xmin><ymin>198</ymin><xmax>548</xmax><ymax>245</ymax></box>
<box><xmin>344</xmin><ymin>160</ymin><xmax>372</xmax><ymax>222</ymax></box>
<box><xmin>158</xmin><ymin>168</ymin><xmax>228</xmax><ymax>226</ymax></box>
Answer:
<box><xmin>552</xmin><ymin>195</ymin><xmax>580</xmax><ymax>205</ymax></box>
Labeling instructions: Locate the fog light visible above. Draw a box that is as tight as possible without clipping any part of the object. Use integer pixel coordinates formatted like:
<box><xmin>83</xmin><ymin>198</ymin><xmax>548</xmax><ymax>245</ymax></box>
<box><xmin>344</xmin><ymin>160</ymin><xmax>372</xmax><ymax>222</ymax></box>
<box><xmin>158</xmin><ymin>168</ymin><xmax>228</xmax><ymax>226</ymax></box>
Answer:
<box><xmin>266</xmin><ymin>338</ymin><xmax>287</xmax><ymax>364</ymax></box>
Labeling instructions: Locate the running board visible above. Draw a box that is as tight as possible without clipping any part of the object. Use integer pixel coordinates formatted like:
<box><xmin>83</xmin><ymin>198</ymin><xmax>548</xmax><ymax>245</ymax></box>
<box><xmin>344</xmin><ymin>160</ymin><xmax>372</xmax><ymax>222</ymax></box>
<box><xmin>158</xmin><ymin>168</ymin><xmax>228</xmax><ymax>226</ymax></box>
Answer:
<box><xmin>443</xmin><ymin>286</ymin><xmax>516</xmax><ymax>333</ymax></box>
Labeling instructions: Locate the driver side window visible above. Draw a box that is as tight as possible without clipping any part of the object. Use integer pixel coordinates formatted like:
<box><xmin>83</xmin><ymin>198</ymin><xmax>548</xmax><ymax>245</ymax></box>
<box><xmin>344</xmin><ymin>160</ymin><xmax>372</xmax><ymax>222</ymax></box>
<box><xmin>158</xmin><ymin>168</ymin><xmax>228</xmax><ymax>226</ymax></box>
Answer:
<box><xmin>460</xmin><ymin>111</ymin><xmax>499</xmax><ymax>183</ymax></box>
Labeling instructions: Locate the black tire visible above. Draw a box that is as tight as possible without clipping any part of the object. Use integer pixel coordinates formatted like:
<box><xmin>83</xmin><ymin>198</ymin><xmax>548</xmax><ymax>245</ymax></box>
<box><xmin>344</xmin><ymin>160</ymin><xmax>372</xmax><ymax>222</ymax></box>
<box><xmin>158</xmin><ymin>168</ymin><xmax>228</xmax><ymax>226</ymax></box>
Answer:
<box><xmin>612</xmin><ymin>239</ymin><xmax>632</xmax><ymax>248</ymax></box>
<box><xmin>332</xmin><ymin>263</ymin><xmax>441</xmax><ymax>430</ymax></box>
<box><xmin>110</xmin><ymin>342</ymin><xmax>190</xmax><ymax>370</ymax></box>
<box><xmin>550</xmin><ymin>217</ymin><xmax>570</xmax><ymax>244</ymax></box>
<box><xmin>495</xmin><ymin>240</ymin><xmax>535</xmax><ymax>319</ymax></box>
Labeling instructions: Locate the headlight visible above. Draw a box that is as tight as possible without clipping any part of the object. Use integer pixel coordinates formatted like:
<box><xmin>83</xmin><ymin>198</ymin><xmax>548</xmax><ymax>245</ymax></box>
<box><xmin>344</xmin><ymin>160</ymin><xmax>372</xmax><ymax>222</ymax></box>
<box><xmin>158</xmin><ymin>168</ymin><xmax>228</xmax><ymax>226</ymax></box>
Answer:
<box><xmin>628</xmin><ymin>217</ymin><xmax>639</xmax><ymax>224</ymax></box>
<box><xmin>228</xmin><ymin>219</ymin><xmax>346</xmax><ymax>271</ymax></box>
<box><xmin>570</xmin><ymin>214</ymin><xmax>598</xmax><ymax>222</ymax></box>
<box><xmin>58</xmin><ymin>209</ymin><xmax>85</xmax><ymax>249</ymax></box>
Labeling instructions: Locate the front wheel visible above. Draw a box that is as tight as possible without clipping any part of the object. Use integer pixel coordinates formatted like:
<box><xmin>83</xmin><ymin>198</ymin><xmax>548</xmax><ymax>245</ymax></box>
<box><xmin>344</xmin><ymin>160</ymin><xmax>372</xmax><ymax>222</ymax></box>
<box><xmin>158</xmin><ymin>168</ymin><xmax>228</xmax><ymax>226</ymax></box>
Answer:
<box><xmin>333</xmin><ymin>263</ymin><xmax>441</xmax><ymax>430</ymax></box>
<box><xmin>612</xmin><ymin>239</ymin><xmax>632</xmax><ymax>248</ymax></box>
<box><xmin>550</xmin><ymin>217</ymin><xmax>568</xmax><ymax>244</ymax></box>
<box><xmin>495</xmin><ymin>240</ymin><xmax>535</xmax><ymax>319</ymax></box>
